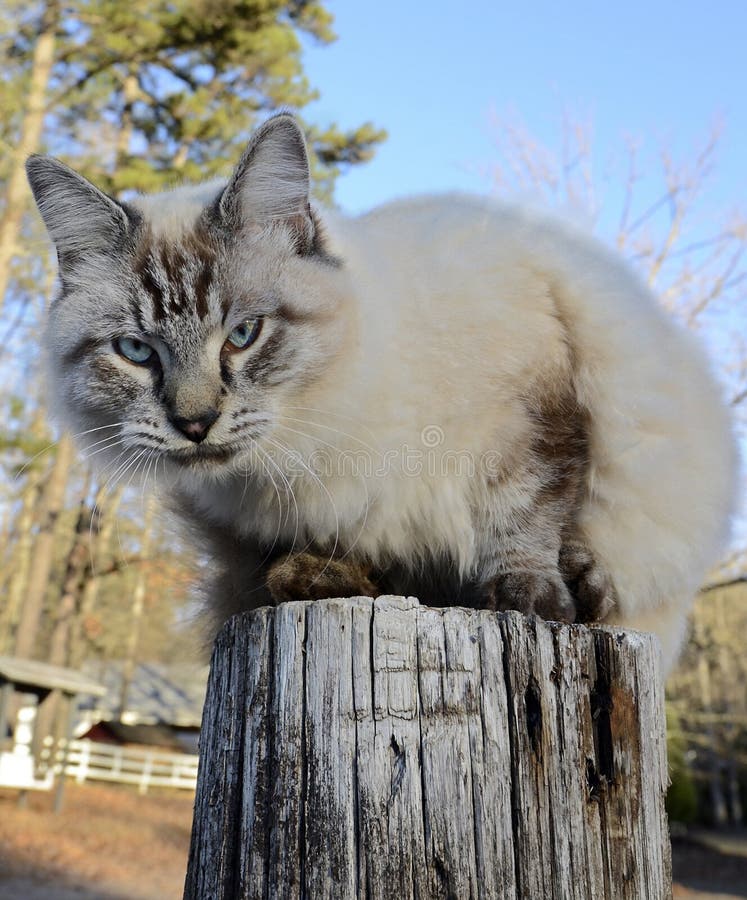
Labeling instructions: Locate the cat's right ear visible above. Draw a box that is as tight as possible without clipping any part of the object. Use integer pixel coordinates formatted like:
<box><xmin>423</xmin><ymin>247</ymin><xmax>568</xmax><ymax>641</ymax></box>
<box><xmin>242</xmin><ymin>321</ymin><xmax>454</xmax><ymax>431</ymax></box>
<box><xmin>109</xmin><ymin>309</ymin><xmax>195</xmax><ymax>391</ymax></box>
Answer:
<box><xmin>218</xmin><ymin>114</ymin><xmax>313</xmax><ymax>245</ymax></box>
<box><xmin>26</xmin><ymin>155</ymin><xmax>131</xmax><ymax>269</ymax></box>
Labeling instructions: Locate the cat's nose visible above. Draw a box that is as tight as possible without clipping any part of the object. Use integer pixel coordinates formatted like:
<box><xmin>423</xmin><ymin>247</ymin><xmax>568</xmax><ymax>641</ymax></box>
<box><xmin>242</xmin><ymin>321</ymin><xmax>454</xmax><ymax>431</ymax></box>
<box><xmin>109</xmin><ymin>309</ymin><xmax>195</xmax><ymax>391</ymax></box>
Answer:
<box><xmin>170</xmin><ymin>409</ymin><xmax>220</xmax><ymax>443</ymax></box>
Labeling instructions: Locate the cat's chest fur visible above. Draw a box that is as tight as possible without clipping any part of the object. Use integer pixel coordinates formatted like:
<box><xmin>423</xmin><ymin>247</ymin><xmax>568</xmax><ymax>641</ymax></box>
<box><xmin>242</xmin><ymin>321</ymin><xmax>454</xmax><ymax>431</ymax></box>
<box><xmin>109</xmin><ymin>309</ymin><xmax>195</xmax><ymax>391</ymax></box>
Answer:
<box><xmin>185</xmin><ymin>394</ymin><xmax>537</xmax><ymax>577</ymax></box>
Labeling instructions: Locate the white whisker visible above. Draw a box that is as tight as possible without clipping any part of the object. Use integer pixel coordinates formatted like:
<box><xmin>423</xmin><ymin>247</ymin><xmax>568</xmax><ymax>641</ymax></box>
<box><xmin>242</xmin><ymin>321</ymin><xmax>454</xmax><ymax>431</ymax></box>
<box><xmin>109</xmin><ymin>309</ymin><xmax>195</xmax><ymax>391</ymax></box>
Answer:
<box><xmin>272</xmin><ymin>426</ymin><xmax>371</xmax><ymax>566</ymax></box>
<box><xmin>258</xmin><ymin>443</ymin><xmax>301</xmax><ymax>553</ymax></box>
<box><xmin>87</xmin><ymin>490</ymin><xmax>99</xmax><ymax>575</ymax></box>
<box><xmin>73</xmin><ymin>422</ymin><xmax>126</xmax><ymax>440</ymax></box>
<box><xmin>253</xmin><ymin>444</ymin><xmax>285</xmax><ymax>563</ymax></box>
<box><xmin>264</xmin><ymin>435</ymin><xmax>339</xmax><ymax>583</ymax></box>
<box><xmin>282</xmin><ymin>405</ymin><xmax>380</xmax><ymax>443</ymax></box>
<box><xmin>97</xmin><ymin>449</ymin><xmax>140</xmax><ymax>566</ymax></box>
<box><xmin>96</xmin><ymin>447</ymin><xmax>130</xmax><ymax>488</ymax></box>
<box><xmin>80</xmin><ymin>435</ymin><xmax>128</xmax><ymax>459</ymax></box>
<box><xmin>273</xmin><ymin>422</ymin><xmax>363</xmax><ymax>464</ymax></box>
<box><xmin>14</xmin><ymin>440</ymin><xmax>59</xmax><ymax>479</ymax></box>
<box><xmin>81</xmin><ymin>431</ymin><xmax>127</xmax><ymax>452</ymax></box>
<box><xmin>14</xmin><ymin>423</ymin><xmax>124</xmax><ymax>480</ymax></box>
<box><xmin>104</xmin><ymin>447</ymin><xmax>141</xmax><ymax>489</ymax></box>
<box><xmin>276</xmin><ymin>414</ymin><xmax>382</xmax><ymax>458</ymax></box>
<box><xmin>230</xmin><ymin>441</ymin><xmax>313</xmax><ymax>603</ymax></box>
<box><xmin>141</xmin><ymin>450</ymin><xmax>157</xmax><ymax>509</ymax></box>
<box><xmin>123</xmin><ymin>449</ymin><xmax>149</xmax><ymax>492</ymax></box>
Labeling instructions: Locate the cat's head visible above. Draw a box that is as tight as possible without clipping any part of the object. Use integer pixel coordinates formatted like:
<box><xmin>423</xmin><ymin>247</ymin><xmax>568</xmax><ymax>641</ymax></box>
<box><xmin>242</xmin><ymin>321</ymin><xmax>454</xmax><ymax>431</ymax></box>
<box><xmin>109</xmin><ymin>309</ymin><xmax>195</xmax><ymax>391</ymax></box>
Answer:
<box><xmin>26</xmin><ymin>114</ymin><xmax>352</xmax><ymax>481</ymax></box>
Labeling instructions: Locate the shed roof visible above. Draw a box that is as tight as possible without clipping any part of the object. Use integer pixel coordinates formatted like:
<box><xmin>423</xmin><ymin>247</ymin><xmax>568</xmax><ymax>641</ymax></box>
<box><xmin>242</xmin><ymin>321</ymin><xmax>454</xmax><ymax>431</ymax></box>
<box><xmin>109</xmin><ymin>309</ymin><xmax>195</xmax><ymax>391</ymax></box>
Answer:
<box><xmin>0</xmin><ymin>656</ymin><xmax>107</xmax><ymax>698</ymax></box>
<box><xmin>80</xmin><ymin>661</ymin><xmax>208</xmax><ymax>727</ymax></box>
<box><xmin>82</xmin><ymin>720</ymin><xmax>194</xmax><ymax>752</ymax></box>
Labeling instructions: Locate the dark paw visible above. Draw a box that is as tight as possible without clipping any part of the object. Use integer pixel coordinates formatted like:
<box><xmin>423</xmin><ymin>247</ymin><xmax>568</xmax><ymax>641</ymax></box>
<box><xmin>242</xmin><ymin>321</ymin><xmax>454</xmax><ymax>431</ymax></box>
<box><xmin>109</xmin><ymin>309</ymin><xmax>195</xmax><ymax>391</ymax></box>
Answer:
<box><xmin>266</xmin><ymin>552</ymin><xmax>378</xmax><ymax>605</ymax></box>
<box><xmin>488</xmin><ymin>571</ymin><xmax>576</xmax><ymax>624</ymax></box>
<box><xmin>559</xmin><ymin>541</ymin><xmax>616</xmax><ymax>623</ymax></box>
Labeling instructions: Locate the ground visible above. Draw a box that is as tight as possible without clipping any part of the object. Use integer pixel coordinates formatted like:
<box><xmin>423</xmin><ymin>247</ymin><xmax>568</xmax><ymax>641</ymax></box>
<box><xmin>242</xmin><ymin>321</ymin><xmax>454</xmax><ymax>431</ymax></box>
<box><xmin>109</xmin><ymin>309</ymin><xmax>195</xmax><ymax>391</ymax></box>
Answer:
<box><xmin>671</xmin><ymin>832</ymin><xmax>747</xmax><ymax>900</ymax></box>
<box><xmin>0</xmin><ymin>784</ymin><xmax>192</xmax><ymax>899</ymax></box>
<box><xmin>0</xmin><ymin>783</ymin><xmax>744</xmax><ymax>898</ymax></box>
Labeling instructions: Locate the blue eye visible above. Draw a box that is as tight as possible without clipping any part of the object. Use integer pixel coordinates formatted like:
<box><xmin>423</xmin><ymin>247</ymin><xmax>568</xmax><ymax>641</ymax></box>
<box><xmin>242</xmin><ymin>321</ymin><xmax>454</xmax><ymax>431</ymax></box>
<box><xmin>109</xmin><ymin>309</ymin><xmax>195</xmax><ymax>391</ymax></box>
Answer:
<box><xmin>115</xmin><ymin>336</ymin><xmax>155</xmax><ymax>365</ymax></box>
<box><xmin>226</xmin><ymin>318</ymin><xmax>262</xmax><ymax>350</ymax></box>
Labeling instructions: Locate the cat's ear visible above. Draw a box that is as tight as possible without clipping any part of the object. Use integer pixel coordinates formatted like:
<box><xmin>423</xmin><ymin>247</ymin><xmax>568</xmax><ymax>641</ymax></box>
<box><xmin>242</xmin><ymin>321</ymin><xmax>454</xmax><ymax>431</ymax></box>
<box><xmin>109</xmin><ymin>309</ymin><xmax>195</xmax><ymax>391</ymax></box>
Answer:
<box><xmin>219</xmin><ymin>114</ymin><xmax>313</xmax><ymax>247</ymax></box>
<box><xmin>26</xmin><ymin>155</ymin><xmax>130</xmax><ymax>268</ymax></box>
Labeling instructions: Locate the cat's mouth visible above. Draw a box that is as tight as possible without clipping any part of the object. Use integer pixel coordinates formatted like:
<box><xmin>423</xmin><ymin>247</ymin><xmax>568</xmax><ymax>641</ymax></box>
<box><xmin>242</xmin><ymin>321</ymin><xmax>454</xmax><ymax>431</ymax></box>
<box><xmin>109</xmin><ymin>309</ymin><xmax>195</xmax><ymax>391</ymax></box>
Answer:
<box><xmin>167</xmin><ymin>443</ymin><xmax>238</xmax><ymax>465</ymax></box>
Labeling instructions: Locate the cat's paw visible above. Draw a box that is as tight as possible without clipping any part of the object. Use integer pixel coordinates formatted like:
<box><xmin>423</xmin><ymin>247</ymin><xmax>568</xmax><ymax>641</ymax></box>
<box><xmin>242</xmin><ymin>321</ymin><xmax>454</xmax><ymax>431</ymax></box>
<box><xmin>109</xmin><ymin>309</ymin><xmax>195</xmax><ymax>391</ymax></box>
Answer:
<box><xmin>265</xmin><ymin>552</ymin><xmax>378</xmax><ymax>605</ymax></box>
<box><xmin>559</xmin><ymin>540</ymin><xmax>617</xmax><ymax>623</ymax></box>
<box><xmin>487</xmin><ymin>571</ymin><xmax>576</xmax><ymax>623</ymax></box>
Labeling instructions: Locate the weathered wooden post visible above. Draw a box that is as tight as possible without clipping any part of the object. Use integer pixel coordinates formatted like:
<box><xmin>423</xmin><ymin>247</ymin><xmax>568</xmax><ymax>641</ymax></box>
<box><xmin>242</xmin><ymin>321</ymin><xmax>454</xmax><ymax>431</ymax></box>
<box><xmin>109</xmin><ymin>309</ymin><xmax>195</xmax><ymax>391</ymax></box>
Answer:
<box><xmin>184</xmin><ymin>596</ymin><xmax>672</xmax><ymax>899</ymax></box>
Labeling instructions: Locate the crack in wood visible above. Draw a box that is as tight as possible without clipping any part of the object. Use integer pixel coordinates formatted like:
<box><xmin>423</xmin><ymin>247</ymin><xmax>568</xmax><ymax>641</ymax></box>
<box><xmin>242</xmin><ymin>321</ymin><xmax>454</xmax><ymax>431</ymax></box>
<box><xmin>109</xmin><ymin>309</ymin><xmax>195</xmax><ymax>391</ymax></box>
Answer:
<box><xmin>524</xmin><ymin>676</ymin><xmax>543</xmax><ymax>759</ymax></box>
<box><xmin>591</xmin><ymin>641</ymin><xmax>615</xmax><ymax>786</ymax></box>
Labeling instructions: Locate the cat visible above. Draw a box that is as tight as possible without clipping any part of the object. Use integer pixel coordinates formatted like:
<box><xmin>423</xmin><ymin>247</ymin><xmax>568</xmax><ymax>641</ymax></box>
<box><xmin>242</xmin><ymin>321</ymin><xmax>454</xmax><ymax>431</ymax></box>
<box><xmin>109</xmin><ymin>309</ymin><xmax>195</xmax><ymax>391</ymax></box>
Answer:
<box><xmin>26</xmin><ymin>113</ymin><xmax>736</xmax><ymax>671</ymax></box>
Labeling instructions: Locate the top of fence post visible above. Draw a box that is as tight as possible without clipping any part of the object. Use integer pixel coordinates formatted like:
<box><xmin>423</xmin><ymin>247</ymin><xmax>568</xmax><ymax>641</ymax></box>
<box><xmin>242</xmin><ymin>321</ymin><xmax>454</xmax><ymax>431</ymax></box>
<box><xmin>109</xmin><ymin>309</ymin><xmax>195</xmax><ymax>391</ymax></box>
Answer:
<box><xmin>184</xmin><ymin>596</ymin><xmax>672</xmax><ymax>900</ymax></box>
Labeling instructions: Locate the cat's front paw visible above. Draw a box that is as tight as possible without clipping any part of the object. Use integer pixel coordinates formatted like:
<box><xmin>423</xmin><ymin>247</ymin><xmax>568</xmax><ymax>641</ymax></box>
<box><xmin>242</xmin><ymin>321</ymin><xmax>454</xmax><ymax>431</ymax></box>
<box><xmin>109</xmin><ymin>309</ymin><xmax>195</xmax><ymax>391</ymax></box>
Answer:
<box><xmin>265</xmin><ymin>552</ymin><xmax>378</xmax><ymax>605</ymax></box>
<box><xmin>559</xmin><ymin>541</ymin><xmax>617</xmax><ymax>623</ymax></box>
<box><xmin>487</xmin><ymin>571</ymin><xmax>576</xmax><ymax>623</ymax></box>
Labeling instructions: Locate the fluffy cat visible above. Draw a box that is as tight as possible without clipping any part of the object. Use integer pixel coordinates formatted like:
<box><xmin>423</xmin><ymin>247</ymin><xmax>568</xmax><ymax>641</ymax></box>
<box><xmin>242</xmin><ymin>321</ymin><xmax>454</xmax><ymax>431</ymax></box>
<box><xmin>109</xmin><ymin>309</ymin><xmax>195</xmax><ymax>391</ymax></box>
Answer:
<box><xmin>26</xmin><ymin>113</ymin><xmax>736</xmax><ymax>671</ymax></box>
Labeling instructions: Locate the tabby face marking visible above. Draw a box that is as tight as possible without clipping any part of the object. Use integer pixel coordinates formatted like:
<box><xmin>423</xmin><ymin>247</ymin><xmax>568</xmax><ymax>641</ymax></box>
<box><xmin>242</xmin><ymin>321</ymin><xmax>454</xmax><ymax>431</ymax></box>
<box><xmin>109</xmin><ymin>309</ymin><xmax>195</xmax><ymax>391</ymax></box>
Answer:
<box><xmin>28</xmin><ymin>116</ymin><xmax>353</xmax><ymax>480</ymax></box>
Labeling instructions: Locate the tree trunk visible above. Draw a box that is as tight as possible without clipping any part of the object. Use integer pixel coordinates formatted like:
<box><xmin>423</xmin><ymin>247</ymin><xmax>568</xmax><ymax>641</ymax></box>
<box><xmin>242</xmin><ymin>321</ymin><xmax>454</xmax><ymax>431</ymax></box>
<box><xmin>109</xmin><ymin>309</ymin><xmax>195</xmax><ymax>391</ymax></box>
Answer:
<box><xmin>34</xmin><ymin>478</ymin><xmax>93</xmax><ymax>744</ymax></box>
<box><xmin>69</xmin><ymin>484</ymin><xmax>124</xmax><ymax>668</ymax></box>
<box><xmin>118</xmin><ymin>497</ymin><xmax>155</xmax><ymax>718</ymax></box>
<box><xmin>184</xmin><ymin>597</ymin><xmax>672</xmax><ymax>900</ymax></box>
<box><xmin>14</xmin><ymin>432</ymin><xmax>74</xmax><ymax>659</ymax></box>
<box><xmin>1</xmin><ymin>478</ymin><xmax>42</xmax><ymax>652</ymax></box>
<box><xmin>1</xmin><ymin>409</ymin><xmax>51</xmax><ymax>651</ymax></box>
<box><xmin>46</xmin><ymin>473</ymin><xmax>94</xmax><ymax>669</ymax></box>
<box><xmin>0</xmin><ymin>1</ymin><xmax>59</xmax><ymax>314</ymax></box>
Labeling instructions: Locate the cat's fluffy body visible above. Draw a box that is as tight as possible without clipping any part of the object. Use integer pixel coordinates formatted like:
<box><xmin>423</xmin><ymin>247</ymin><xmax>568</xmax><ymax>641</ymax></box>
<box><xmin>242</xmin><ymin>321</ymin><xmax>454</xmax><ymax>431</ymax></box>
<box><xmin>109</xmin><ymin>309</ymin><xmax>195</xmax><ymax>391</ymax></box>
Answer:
<box><xmin>27</xmin><ymin>115</ymin><xmax>736</xmax><ymax>671</ymax></box>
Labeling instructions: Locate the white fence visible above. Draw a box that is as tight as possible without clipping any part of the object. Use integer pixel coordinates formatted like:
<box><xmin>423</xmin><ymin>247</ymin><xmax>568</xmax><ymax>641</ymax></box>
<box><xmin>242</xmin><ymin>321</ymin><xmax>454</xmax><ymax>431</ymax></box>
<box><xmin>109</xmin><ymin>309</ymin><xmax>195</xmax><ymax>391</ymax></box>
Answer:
<box><xmin>41</xmin><ymin>738</ymin><xmax>199</xmax><ymax>794</ymax></box>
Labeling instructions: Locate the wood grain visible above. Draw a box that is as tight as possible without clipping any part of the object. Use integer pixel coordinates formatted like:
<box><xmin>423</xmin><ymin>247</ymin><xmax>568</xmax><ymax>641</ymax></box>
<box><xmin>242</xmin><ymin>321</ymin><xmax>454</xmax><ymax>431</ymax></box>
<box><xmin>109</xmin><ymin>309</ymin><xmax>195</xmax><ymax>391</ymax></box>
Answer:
<box><xmin>184</xmin><ymin>597</ymin><xmax>672</xmax><ymax>900</ymax></box>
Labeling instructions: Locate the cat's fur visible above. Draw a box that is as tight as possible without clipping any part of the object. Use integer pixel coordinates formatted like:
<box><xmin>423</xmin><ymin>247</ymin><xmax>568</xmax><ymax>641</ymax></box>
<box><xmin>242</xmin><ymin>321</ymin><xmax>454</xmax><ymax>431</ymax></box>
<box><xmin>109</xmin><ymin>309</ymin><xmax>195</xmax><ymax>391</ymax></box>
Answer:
<box><xmin>26</xmin><ymin>114</ymin><xmax>736</xmax><ymax>671</ymax></box>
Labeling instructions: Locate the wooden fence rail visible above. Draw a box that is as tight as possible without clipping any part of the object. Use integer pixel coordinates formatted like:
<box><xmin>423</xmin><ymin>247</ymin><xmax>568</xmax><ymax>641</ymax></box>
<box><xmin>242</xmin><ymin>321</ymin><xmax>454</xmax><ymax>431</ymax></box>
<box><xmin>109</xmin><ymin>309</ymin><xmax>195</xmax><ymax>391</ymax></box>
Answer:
<box><xmin>184</xmin><ymin>595</ymin><xmax>672</xmax><ymax>900</ymax></box>
<box><xmin>42</xmin><ymin>737</ymin><xmax>198</xmax><ymax>794</ymax></box>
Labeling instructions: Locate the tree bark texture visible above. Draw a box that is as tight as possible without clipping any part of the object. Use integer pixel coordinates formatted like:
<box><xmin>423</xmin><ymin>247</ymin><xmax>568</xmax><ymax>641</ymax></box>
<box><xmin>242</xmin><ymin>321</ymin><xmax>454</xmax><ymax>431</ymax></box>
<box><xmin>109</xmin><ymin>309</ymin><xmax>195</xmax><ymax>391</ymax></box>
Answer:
<box><xmin>185</xmin><ymin>596</ymin><xmax>672</xmax><ymax>900</ymax></box>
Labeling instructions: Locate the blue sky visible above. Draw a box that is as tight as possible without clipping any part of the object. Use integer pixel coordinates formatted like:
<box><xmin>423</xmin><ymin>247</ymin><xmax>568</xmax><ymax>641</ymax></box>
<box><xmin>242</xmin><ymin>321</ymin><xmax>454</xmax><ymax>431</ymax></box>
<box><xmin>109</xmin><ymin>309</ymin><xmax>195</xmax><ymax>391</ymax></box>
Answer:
<box><xmin>302</xmin><ymin>1</ymin><xmax>746</xmax><ymax>216</ymax></box>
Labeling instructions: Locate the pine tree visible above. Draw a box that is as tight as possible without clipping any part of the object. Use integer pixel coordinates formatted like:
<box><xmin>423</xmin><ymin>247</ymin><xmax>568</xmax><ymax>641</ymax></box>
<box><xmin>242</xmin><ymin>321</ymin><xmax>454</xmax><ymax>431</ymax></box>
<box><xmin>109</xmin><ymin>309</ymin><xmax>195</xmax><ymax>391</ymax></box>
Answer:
<box><xmin>47</xmin><ymin>0</ymin><xmax>386</xmax><ymax>197</ymax></box>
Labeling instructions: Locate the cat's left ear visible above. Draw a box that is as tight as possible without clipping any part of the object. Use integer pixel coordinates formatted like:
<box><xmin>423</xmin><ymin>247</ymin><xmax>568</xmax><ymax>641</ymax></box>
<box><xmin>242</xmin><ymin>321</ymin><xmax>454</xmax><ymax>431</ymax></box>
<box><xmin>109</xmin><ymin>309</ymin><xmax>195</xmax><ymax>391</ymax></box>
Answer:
<box><xmin>219</xmin><ymin>114</ymin><xmax>314</xmax><ymax>250</ymax></box>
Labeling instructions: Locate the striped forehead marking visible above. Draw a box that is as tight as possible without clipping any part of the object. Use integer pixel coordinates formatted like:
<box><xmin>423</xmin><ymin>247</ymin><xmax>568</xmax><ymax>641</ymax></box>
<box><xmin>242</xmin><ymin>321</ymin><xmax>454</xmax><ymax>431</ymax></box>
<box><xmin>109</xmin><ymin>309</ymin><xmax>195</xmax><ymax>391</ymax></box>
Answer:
<box><xmin>134</xmin><ymin>227</ymin><xmax>218</xmax><ymax>323</ymax></box>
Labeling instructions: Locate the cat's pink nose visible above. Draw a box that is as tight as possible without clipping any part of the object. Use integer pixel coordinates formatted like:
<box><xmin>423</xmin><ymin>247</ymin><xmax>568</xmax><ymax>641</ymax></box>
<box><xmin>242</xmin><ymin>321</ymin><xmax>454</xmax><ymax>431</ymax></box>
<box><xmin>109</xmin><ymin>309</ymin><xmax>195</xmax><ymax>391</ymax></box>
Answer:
<box><xmin>170</xmin><ymin>409</ymin><xmax>219</xmax><ymax>443</ymax></box>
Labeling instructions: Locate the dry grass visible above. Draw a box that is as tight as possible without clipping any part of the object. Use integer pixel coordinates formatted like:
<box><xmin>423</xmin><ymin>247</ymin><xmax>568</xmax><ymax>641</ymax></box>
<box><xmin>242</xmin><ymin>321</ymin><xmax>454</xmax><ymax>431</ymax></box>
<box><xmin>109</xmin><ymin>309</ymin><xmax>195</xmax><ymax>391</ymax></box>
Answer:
<box><xmin>0</xmin><ymin>782</ymin><xmax>193</xmax><ymax>899</ymax></box>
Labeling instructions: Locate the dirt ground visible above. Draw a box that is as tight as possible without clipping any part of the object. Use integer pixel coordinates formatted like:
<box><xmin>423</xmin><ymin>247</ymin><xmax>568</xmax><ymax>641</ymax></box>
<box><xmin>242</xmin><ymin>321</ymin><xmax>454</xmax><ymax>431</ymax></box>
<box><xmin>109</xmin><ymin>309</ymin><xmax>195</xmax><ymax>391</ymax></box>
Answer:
<box><xmin>0</xmin><ymin>783</ymin><xmax>745</xmax><ymax>898</ymax></box>
<box><xmin>0</xmin><ymin>783</ymin><xmax>193</xmax><ymax>899</ymax></box>
<box><xmin>672</xmin><ymin>832</ymin><xmax>747</xmax><ymax>900</ymax></box>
